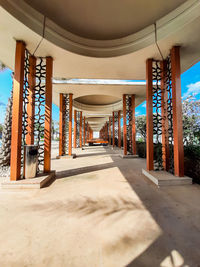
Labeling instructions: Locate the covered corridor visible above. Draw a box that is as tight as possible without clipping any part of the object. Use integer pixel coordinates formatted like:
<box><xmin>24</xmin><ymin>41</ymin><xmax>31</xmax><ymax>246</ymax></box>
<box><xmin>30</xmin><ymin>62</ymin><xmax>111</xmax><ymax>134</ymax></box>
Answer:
<box><xmin>0</xmin><ymin>145</ymin><xmax>199</xmax><ymax>266</ymax></box>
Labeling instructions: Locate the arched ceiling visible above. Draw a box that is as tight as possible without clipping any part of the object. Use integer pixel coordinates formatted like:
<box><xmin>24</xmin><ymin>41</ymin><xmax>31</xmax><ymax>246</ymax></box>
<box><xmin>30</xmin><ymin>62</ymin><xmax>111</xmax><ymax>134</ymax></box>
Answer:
<box><xmin>24</xmin><ymin>0</ymin><xmax>186</xmax><ymax>40</ymax></box>
<box><xmin>0</xmin><ymin>0</ymin><xmax>200</xmax><ymax>130</ymax></box>
<box><xmin>75</xmin><ymin>95</ymin><xmax>120</xmax><ymax>105</ymax></box>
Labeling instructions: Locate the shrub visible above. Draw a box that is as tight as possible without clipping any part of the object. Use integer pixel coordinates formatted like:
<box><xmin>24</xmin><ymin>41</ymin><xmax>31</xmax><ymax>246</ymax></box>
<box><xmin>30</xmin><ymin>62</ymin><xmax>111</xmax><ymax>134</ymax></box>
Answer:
<box><xmin>136</xmin><ymin>142</ymin><xmax>200</xmax><ymax>183</ymax></box>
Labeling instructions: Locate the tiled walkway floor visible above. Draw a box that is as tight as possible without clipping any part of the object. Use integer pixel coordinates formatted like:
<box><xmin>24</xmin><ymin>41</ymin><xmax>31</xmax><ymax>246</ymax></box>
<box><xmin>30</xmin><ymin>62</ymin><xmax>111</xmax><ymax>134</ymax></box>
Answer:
<box><xmin>0</xmin><ymin>145</ymin><xmax>199</xmax><ymax>267</ymax></box>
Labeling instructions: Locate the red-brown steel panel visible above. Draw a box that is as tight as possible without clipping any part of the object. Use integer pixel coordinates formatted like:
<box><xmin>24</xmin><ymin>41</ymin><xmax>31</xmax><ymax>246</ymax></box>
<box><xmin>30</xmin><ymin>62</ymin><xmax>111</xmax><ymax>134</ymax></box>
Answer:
<box><xmin>26</xmin><ymin>55</ymin><xmax>36</xmax><ymax>145</ymax></box>
<box><xmin>59</xmin><ymin>93</ymin><xmax>64</xmax><ymax>156</ymax></box>
<box><xmin>161</xmin><ymin>60</ymin><xmax>170</xmax><ymax>171</ymax></box>
<box><xmin>146</xmin><ymin>59</ymin><xmax>154</xmax><ymax>170</ymax></box>
<box><xmin>118</xmin><ymin>110</ymin><xmax>121</xmax><ymax>148</ymax></box>
<box><xmin>44</xmin><ymin>57</ymin><xmax>53</xmax><ymax>173</ymax></box>
<box><xmin>68</xmin><ymin>93</ymin><xmax>73</xmax><ymax>156</ymax></box>
<box><xmin>131</xmin><ymin>95</ymin><xmax>137</xmax><ymax>155</ymax></box>
<box><xmin>123</xmin><ymin>95</ymin><xmax>127</xmax><ymax>155</ymax></box>
<box><xmin>171</xmin><ymin>46</ymin><xmax>184</xmax><ymax>177</ymax></box>
<box><xmin>10</xmin><ymin>41</ymin><xmax>25</xmax><ymax>181</ymax></box>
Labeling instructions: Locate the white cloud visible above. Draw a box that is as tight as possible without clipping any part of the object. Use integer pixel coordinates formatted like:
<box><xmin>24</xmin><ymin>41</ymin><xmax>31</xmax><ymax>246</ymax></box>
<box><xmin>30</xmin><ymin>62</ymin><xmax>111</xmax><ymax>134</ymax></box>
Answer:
<box><xmin>183</xmin><ymin>81</ymin><xmax>200</xmax><ymax>99</ymax></box>
<box><xmin>141</xmin><ymin>101</ymin><xmax>146</xmax><ymax>108</ymax></box>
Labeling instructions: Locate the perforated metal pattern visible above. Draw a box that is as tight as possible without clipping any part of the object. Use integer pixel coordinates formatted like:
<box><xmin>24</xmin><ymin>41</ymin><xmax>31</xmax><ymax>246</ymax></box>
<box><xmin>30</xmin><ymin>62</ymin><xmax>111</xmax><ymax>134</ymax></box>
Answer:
<box><xmin>21</xmin><ymin>49</ymin><xmax>30</xmax><ymax>169</ymax></box>
<box><xmin>76</xmin><ymin>111</ymin><xmax>81</xmax><ymax>148</ymax></box>
<box><xmin>125</xmin><ymin>95</ymin><xmax>133</xmax><ymax>154</ymax></box>
<box><xmin>110</xmin><ymin>117</ymin><xmax>113</xmax><ymax>145</ymax></box>
<box><xmin>152</xmin><ymin>58</ymin><xmax>174</xmax><ymax>172</ymax></box>
<box><xmin>34</xmin><ymin>57</ymin><xmax>46</xmax><ymax>171</ymax></box>
<box><xmin>152</xmin><ymin>60</ymin><xmax>163</xmax><ymax>170</ymax></box>
<box><xmin>62</xmin><ymin>94</ymin><xmax>70</xmax><ymax>155</ymax></box>
<box><xmin>114</xmin><ymin>111</ymin><xmax>118</xmax><ymax>146</ymax></box>
<box><xmin>166</xmin><ymin>56</ymin><xmax>174</xmax><ymax>173</ymax></box>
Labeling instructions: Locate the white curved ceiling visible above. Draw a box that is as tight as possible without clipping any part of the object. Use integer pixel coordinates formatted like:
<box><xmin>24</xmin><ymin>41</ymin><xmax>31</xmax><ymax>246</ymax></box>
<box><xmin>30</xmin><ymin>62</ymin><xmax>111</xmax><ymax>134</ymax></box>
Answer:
<box><xmin>0</xmin><ymin>0</ymin><xmax>200</xmax><ymax>130</ymax></box>
<box><xmin>24</xmin><ymin>0</ymin><xmax>187</xmax><ymax>40</ymax></box>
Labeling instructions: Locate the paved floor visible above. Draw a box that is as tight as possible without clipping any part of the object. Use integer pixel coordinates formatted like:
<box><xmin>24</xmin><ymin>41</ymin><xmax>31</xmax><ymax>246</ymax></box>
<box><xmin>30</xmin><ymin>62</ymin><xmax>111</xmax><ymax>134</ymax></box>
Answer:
<box><xmin>0</xmin><ymin>145</ymin><xmax>200</xmax><ymax>267</ymax></box>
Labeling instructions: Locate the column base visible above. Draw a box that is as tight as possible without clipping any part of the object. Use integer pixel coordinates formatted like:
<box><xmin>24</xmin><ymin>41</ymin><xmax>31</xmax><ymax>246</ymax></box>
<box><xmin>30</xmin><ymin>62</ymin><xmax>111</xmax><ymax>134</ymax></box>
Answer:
<box><xmin>56</xmin><ymin>154</ymin><xmax>76</xmax><ymax>159</ymax></box>
<box><xmin>142</xmin><ymin>169</ymin><xmax>192</xmax><ymax>187</ymax></box>
<box><xmin>119</xmin><ymin>154</ymin><xmax>139</xmax><ymax>159</ymax></box>
<box><xmin>1</xmin><ymin>171</ymin><xmax>55</xmax><ymax>189</ymax></box>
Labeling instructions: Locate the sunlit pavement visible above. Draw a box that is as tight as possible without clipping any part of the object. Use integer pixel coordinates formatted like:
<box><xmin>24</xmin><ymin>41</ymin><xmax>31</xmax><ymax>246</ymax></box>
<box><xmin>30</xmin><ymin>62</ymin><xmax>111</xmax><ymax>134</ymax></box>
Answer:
<box><xmin>0</xmin><ymin>145</ymin><xmax>199</xmax><ymax>267</ymax></box>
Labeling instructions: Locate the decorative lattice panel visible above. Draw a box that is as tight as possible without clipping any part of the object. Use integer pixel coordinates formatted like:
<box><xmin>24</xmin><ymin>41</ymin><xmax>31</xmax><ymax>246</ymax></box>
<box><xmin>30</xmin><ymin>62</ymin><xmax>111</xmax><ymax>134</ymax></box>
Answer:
<box><xmin>166</xmin><ymin>56</ymin><xmax>174</xmax><ymax>173</ymax></box>
<box><xmin>76</xmin><ymin>111</ymin><xmax>81</xmax><ymax>148</ymax></box>
<box><xmin>114</xmin><ymin>112</ymin><xmax>118</xmax><ymax>146</ymax></box>
<box><xmin>152</xmin><ymin>60</ymin><xmax>163</xmax><ymax>170</ymax></box>
<box><xmin>21</xmin><ymin>51</ymin><xmax>47</xmax><ymax>174</ymax></box>
<box><xmin>152</xmin><ymin>58</ymin><xmax>174</xmax><ymax>173</ymax></box>
<box><xmin>21</xmin><ymin>49</ymin><xmax>30</xmax><ymax>169</ymax></box>
<box><xmin>125</xmin><ymin>95</ymin><xmax>133</xmax><ymax>154</ymax></box>
<box><xmin>62</xmin><ymin>94</ymin><xmax>70</xmax><ymax>155</ymax></box>
<box><xmin>110</xmin><ymin>117</ymin><xmax>113</xmax><ymax>145</ymax></box>
<box><xmin>34</xmin><ymin>57</ymin><xmax>46</xmax><ymax>171</ymax></box>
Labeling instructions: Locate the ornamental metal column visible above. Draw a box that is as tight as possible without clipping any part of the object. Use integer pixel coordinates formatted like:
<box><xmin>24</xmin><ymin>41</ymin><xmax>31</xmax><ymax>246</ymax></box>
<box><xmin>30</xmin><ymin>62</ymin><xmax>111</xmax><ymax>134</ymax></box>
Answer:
<box><xmin>10</xmin><ymin>41</ymin><xmax>25</xmax><ymax>181</ymax></box>
<box><xmin>161</xmin><ymin>60</ymin><xmax>170</xmax><ymax>171</ymax></box>
<box><xmin>118</xmin><ymin>110</ymin><xmax>121</xmax><ymax>148</ymax></box>
<box><xmin>146</xmin><ymin>60</ymin><xmax>154</xmax><ymax>170</ymax></box>
<box><xmin>79</xmin><ymin>111</ymin><xmax>82</xmax><ymax>148</ymax></box>
<box><xmin>59</xmin><ymin>93</ymin><xmax>73</xmax><ymax>156</ymax></box>
<box><xmin>123</xmin><ymin>95</ymin><xmax>127</xmax><ymax>155</ymax></box>
<box><xmin>171</xmin><ymin>46</ymin><xmax>184</xmax><ymax>177</ymax></box>
<box><xmin>44</xmin><ymin>57</ymin><xmax>53</xmax><ymax>173</ymax></box>
<box><xmin>26</xmin><ymin>55</ymin><xmax>36</xmax><ymax>145</ymax></box>
<box><xmin>59</xmin><ymin>93</ymin><xmax>64</xmax><ymax>157</ymax></box>
<box><xmin>123</xmin><ymin>94</ymin><xmax>136</xmax><ymax>155</ymax></box>
<box><xmin>74</xmin><ymin>110</ymin><xmax>77</xmax><ymax>148</ymax></box>
<box><xmin>113</xmin><ymin>111</ymin><xmax>119</xmax><ymax>148</ymax></box>
<box><xmin>145</xmin><ymin>48</ymin><xmax>183</xmax><ymax>176</ymax></box>
<box><xmin>75</xmin><ymin>111</ymin><xmax>82</xmax><ymax>148</ymax></box>
<box><xmin>109</xmin><ymin>117</ymin><xmax>111</xmax><ymax>145</ymax></box>
<box><xmin>11</xmin><ymin>41</ymin><xmax>54</xmax><ymax>180</ymax></box>
<box><xmin>83</xmin><ymin>116</ymin><xmax>86</xmax><ymax>146</ymax></box>
<box><xmin>68</xmin><ymin>93</ymin><xmax>73</xmax><ymax>156</ymax></box>
<box><xmin>87</xmin><ymin>122</ymin><xmax>89</xmax><ymax>141</ymax></box>
<box><xmin>112</xmin><ymin>112</ymin><xmax>115</xmax><ymax>148</ymax></box>
<box><xmin>131</xmin><ymin>95</ymin><xmax>136</xmax><ymax>155</ymax></box>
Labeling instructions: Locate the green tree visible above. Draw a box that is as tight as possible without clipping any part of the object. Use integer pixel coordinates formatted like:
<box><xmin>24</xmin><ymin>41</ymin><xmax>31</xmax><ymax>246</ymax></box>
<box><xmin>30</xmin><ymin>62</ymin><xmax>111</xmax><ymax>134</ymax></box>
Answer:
<box><xmin>136</xmin><ymin>115</ymin><xmax>146</xmax><ymax>141</ymax></box>
<box><xmin>182</xmin><ymin>96</ymin><xmax>200</xmax><ymax>145</ymax></box>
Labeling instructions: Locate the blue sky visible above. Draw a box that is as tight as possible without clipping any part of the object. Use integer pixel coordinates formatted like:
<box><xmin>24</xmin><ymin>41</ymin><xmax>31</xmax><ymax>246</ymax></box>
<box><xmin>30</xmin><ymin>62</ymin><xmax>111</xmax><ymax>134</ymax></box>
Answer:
<box><xmin>0</xmin><ymin>61</ymin><xmax>200</xmax><ymax>125</ymax></box>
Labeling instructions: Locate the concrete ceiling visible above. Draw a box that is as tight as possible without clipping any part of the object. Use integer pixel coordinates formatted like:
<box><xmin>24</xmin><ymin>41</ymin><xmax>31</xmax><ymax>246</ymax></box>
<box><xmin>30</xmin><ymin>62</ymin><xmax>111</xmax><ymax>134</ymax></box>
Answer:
<box><xmin>24</xmin><ymin>0</ymin><xmax>187</xmax><ymax>40</ymax></box>
<box><xmin>52</xmin><ymin>83</ymin><xmax>145</xmax><ymax>130</ymax></box>
<box><xmin>75</xmin><ymin>95</ymin><xmax>120</xmax><ymax>105</ymax></box>
<box><xmin>0</xmin><ymin>0</ymin><xmax>200</xmax><ymax>130</ymax></box>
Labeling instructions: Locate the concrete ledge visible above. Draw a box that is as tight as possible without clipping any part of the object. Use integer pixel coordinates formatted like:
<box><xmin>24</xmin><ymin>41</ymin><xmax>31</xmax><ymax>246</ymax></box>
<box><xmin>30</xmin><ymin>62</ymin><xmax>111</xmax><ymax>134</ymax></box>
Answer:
<box><xmin>56</xmin><ymin>154</ymin><xmax>76</xmax><ymax>159</ymax></box>
<box><xmin>119</xmin><ymin>154</ymin><xmax>139</xmax><ymax>159</ymax></box>
<box><xmin>142</xmin><ymin>169</ymin><xmax>192</xmax><ymax>187</ymax></box>
<box><xmin>1</xmin><ymin>171</ymin><xmax>56</xmax><ymax>189</ymax></box>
